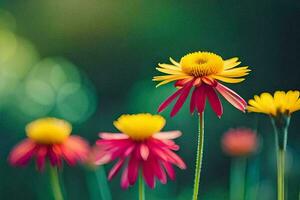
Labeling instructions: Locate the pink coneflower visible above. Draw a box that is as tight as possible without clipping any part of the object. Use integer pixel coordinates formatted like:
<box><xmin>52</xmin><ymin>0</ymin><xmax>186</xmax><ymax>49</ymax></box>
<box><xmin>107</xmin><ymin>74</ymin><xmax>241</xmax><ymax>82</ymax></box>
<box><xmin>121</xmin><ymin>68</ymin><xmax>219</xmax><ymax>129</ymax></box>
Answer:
<box><xmin>222</xmin><ymin>128</ymin><xmax>258</xmax><ymax>157</ymax></box>
<box><xmin>8</xmin><ymin>117</ymin><xmax>89</xmax><ymax>200</ymax></box>
<box><xmin>95</xmin><ymin>113</ymin><xmax>186</xmax><ymax>190</ymax></box>
<box><xmin>9</xmin><ymin>118</ymin><xmax>89</xmax><ymax>170</ymax></box>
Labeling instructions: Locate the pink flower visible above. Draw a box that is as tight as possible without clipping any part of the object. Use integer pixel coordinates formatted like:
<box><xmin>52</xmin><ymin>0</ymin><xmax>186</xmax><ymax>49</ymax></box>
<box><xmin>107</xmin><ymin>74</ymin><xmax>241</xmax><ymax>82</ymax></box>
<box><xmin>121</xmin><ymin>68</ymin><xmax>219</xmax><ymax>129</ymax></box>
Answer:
<box><xmin>8</xmin><ymin>118</ymin><xmax>89</xmax><ymax>171</ymax></box>
<box><xmin>222</xmin><ymin>128</ymin><xmax>258</xmax><ymax>156</ymax></box>
<box><xmin>95</xmin><ymin>113</ymin><xmax>186</xmax><ymax>189</ymax></box>
<box><xmin>153</xmin><ymin>52</ymin><xmax>250</xmax><ymax>117</ymax></box>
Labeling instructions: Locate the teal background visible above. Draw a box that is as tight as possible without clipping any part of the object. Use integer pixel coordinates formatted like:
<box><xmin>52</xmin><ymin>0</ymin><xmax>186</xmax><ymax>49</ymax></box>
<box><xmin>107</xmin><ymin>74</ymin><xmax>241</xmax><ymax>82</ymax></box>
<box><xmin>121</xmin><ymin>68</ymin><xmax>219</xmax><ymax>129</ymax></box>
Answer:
<box><xmin>0</xmin><ymin>0</ymin><xmax>299</xmax><ymax>199</ymax></box>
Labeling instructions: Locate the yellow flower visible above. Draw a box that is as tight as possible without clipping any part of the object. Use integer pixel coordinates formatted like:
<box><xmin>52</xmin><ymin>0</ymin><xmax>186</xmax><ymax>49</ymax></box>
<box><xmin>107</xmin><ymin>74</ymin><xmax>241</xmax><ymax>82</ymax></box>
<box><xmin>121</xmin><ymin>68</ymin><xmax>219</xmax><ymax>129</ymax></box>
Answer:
<box><xmin>113</xmin><ymin>113</ymin><xmax>166</xmax><ymax>141</ymax></box>
<box><xmin>26</xmin><ymin>117</ymin><xmax>72</xmax><ymax>144</ymax></box>
<box><xmin>247</xmin><ymin>91</ymin><xmax>300</xmax><ymax>116</ymax></box>
<box><xmin>153</xmin><ymin>51</ymin><xmax>250</xmax><ymax>87</ymax></box>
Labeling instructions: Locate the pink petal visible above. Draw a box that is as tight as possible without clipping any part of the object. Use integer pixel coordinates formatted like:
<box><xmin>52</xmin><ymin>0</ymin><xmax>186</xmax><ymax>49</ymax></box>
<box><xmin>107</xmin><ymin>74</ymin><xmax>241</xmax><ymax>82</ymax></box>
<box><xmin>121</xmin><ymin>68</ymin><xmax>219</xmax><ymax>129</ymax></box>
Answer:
<box><xmin>140</xmin><ymin>144</ymin><xmax>149</xmax><ymax>161</ymax></box>
<box><xmin>206</xmin><ymin>87</ymin><xmax>223</xmax><ymax>117</ymax></box>
<box><xmin>215</xmin><ymin>82</ymin><xmax>246</xmax><ymax>112</ymax></box>
<box><xmin>152</xmin><ymin>159</ymin><xmax>167</xmax><ymax>184</ymax></box>
<box><xmin>108</xmin><ymin>159</ymin><xmax>125</xmax><ymax>180</ymax></box>
<box><xmin>174</xmin><ymin>77</ymin><xmax>194</xmax><ymax>87</ymax></box>
<box><xmin>158</xmin><ymin>88</ymin><xmax>183</xmax><ymax>113</ymax></box>
<box><xmin>99</xmin><ymin>133</ymin><xmax>129</xmax><ymax>140</ymax></box>
<box><xmin>121</xmin><ymin>166</ymin><xmax>130</xmax><ymax>189</ymax></box>
<box><xmin>161</xmin><ymin>161</ymin><xmax>175</xmax><ymax>180</ymax></box>
<box><xmin>36</xmin><ymin>146</ymin><xmax>47</xmax><ymax>171</ymax></box>
<box><xmin>190</xmin><ymin>88</ymin><xmax>197</xmax><ymax>113</ymax></box>
<box><xmin>195</xmin><ymin>85</ymin><xmax>207</xmax><ymax>113</ymax></box>
<box><xmin>170</xmin><ymin>80</ymin><xmax>194</xmax><ymax>117</ymax></box>
<box><xmin>161</xmin><ymin>149</ymin><xmax>186</xmax><ymax>169</ymax></box>
<box><xmin>8</xmin><ymin>139</ymin><xmax>36</xmax><ymax>166</ymax></box>
<box><xmin>128</xmin><ymin>153</ymin><xmax>139</xmax><ymax>185</ymax></box>
<box><xmin>142</xmin><ymin>160</ymin><xmax>155</xmax><ymax>188</ymax></box>
<box><xmin>153</xmin><ymin>131</ymin><xmax>182</xmax><ymax>140</ymax></box>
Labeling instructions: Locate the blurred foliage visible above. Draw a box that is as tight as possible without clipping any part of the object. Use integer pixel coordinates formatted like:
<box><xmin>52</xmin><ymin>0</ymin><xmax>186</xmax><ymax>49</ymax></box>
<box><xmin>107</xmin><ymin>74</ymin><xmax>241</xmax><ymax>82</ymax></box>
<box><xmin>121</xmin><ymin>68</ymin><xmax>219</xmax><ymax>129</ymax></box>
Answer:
<box><xmin>0</xmin><ymin>0</ymin><xmax>300</xmax><ymax>199</ymax></box>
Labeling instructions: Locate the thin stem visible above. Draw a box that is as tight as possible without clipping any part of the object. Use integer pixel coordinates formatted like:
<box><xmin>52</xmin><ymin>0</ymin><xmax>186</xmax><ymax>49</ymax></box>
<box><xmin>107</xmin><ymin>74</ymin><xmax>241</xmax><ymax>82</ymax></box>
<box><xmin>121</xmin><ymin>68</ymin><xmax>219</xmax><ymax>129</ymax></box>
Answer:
<box><xmin>95</xmin><ymin>167</ymin><xmax>112</xmax><ymax>200</ymax></box>
<box><xmin>230</xmin><ymin>157</ymin><xmax>246</xmax><ymax>200</ymax></box>
<box><xmin>139</xmin><ymin>173</ymin><xmax>145</xmax><ymax>200</ymax></box>
<box><xmin>49</xmin><ymin>166</ymin><xmax>64</xmax><ymax>200</ymax></box>
<box><xmin>192</xmin><ymin>112</ymin><xmax>205</xmax><ymax>200</ymax></box>
<box><xmin>277</xmin><ymin>149</ymin><xmax>285</xmax><ymax>200</ymax></box>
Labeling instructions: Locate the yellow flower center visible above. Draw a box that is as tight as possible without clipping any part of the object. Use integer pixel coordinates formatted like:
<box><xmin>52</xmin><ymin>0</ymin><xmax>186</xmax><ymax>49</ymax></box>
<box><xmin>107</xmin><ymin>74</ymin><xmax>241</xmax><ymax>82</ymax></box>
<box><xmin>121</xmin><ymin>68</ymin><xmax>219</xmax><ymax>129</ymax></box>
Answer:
<box><xmin>26</xmin><ymin>118</ymin><xmax>72</xmax><ymax>144</ymax></box>
<box><xmin>180</xmin><ymin>52</ymin><xmax>224</xmax><ymax>77</ymax></box>
<box><xmin>113</xmin><ymin>113</ymin><xmax>166</xmax><ymax>141</ymax></box>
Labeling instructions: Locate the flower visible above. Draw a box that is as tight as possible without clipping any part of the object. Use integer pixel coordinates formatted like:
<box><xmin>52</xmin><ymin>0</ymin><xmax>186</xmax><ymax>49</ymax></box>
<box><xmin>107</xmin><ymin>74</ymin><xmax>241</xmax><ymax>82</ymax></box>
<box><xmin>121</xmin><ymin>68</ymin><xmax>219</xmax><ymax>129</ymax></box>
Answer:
<box><xmin>247</xmin><ymin>90</ymin><xmax>300</xmax><ymax>116</ymax></box>
<box><xmin>153</xmin><ymin>51</ymin><xmax>250</xmax><ymax>117</ymax></box>
<box><xmin>95</xmin><ymin>113</ymin><xmax>186</xmax><ymax>189</ymax></box>
<box><xmin>221</xmin><ymin>128</ymin><xmax>258</xmax><ymax>156</ymax></box>
<box><xmin>9</xmin><ymin>118</ymin><xmax>89</xmax><ymax>171</ymax></box>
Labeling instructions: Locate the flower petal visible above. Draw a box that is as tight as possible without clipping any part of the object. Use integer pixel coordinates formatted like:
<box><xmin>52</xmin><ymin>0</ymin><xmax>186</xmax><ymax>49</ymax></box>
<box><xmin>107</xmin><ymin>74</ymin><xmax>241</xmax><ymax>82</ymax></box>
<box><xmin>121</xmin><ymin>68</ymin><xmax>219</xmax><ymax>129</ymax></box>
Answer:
<box><xmin>195</xmin><ymin>85</ymin><xmax>207</xmax><ymax>113</ymax></box>
<box><xmin>170</xmin><ymin>80</ymin><xmax>194</xmax><ymax>117</ymax></box>
<box><xmin>99</xmin><ymin>133</ymin><xmax>129</xmax><ymax>140</ymax></box>
<box><xmin>158</xmin><ymin>88</ymin><xmax>183</xmax><ymax>113</ymax></box>
<box><xmin>215</xmin><ymin>82</ymin><xmax>246</xmax><ymax>112</ymax></box>
<box><xmin>206</xmin><ymin>87</ymin><xmax>223</xmax><ymax>117</ymax></box>
<box><xmin>8</xmin><ymin>139</ymin><xmax>36</xmax><ymax>167</ymax></box>
<box><xmin>121</xmin><ymin>166</ymin><xmax>130</xmax><ymax>189</ymax></box>
<box><xmin>108</xmin><ymin>159</ymin><xmax>125</xmax><ymax>180</ymax></box>
<box><xmin>140</xmin><ymin>144</ymin><xmax>149</xmax><ymax>161</ymax></box>
<box><xmin>153</xmin><ymin>131</ymin><xmax>182</xmax><ymax>140</ymax></box>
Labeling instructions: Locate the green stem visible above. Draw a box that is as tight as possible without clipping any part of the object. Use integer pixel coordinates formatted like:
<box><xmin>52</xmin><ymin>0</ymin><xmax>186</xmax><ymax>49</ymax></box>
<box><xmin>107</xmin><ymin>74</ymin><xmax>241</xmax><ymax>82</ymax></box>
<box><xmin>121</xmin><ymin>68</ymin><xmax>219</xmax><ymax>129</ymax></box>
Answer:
<box><xmin>277</xmin><ymin>149</ymin><xmax>285</xmax><ymax>200</ymax></box>
<box><xmin>49</xmin><ymin>166</ymin><xmax>64</xmax><ymax>200</ymax></box>
<box><xmin>230</xmin><ymin>157</ymin><xmax>246</xmax><ymax>200</ymax></box>
<box><xmin>192</xmin><ymin>112</ymin><xmax>205</xmax><ymax>200</ymax></box>
<box><xmin>271</xmin><ymin>115</ymin><xmax>289</xmax><ymax>200</ymax></box>
<box><xmin>139</xmin><ymin>173</ymin><xmax>145</xmax><ymax>200</ymax></box>
<box><xmin>95</xmin><ymin>167</ymin><xmax>112</xmax><ymax>200</ymax></box>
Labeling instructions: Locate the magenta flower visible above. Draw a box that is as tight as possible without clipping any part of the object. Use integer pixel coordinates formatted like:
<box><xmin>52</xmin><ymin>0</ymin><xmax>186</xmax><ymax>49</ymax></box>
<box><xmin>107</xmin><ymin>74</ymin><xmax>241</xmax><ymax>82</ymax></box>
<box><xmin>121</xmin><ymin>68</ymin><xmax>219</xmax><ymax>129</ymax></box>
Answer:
<box><xmin>95</xmin><ymin>113</ymin><xmax>186</xmax><ymax>189</ymax></box>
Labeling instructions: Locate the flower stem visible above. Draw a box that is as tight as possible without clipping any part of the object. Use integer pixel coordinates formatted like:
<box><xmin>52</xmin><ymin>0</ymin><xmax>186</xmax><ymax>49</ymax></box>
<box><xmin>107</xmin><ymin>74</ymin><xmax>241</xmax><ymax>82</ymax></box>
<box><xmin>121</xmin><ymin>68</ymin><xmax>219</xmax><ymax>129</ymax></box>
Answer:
<box><xmin>271</xmin><ymin>115</ymin><xmax>290</xmax><ymax>200</ymax></box>
<box><xmin>139</xmin><ymin>173</ymin><xmax>145</xmax><ymax>200</ymax></box>
<box><xmin>230</xmin><ymin>157</ymin><xmax>246</xmax><ymax>200</ymax></box>
<box><xmin>277</xmin><ymin>149</ymin><xmax>285</xmax><ymax>200</ymax></box>
<box><xmin>49</xmin><ymin>166</ymin><xmax>64</xmax><ymax>200</ymax></box>
<box><xmin>192</xmin><ymin>112</ymin><xmax>205</xmax><ymax>200</ymax></box>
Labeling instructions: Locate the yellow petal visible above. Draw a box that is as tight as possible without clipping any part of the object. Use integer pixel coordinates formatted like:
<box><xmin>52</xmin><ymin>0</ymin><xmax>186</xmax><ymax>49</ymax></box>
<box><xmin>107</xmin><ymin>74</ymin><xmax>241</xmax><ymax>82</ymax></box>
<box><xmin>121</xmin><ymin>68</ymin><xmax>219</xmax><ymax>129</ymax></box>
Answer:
<box><xmin>212</xmin><ymin>75</ymin><xmax>245</xmax><ymax>83</ymax></box>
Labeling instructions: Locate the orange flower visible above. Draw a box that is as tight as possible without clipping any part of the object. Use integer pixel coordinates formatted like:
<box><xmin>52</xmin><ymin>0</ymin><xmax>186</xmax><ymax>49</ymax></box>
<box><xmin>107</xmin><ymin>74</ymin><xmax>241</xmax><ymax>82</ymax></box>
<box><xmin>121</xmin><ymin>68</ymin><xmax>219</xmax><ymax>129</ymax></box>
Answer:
<box><xmin>8</xmin><ymin>118</ymin><xmax>89</xmax><ymax>170</ymax></box>
<box><xmin>222</xmin><ymin>128</ymin><xmax>258</xmax><ymax>156</ymax></box>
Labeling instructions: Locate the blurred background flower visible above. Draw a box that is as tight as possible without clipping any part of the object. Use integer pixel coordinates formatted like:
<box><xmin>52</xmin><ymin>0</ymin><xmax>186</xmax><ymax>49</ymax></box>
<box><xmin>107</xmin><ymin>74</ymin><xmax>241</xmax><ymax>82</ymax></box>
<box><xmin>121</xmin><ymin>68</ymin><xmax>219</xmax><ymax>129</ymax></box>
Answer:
<box><xmin>0</xmin><ymin>0</ymin><xmax>299</xmax><ymax>199</ymax></box>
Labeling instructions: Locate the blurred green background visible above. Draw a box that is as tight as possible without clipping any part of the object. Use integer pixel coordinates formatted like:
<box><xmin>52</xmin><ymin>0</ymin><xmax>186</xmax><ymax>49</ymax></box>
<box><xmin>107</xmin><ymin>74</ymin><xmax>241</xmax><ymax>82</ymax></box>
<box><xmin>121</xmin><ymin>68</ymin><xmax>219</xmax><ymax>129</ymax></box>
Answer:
<box><xmin>0</xmin><ymin>0</ymin><xmax>299</xmax><ymax>199</ymax></box>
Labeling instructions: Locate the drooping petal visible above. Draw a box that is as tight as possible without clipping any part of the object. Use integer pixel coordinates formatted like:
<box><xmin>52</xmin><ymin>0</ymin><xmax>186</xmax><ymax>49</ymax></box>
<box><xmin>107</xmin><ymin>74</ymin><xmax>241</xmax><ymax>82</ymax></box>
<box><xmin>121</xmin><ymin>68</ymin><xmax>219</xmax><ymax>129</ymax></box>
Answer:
<box><xmin>206</xmin><ymin>87</ymin><xmax>223</xmax><ymax>117</ymax></box>
<box><xmin>158</xmin><ymin>87</ymin><xmax>183</xmax><ymax>113</ymax></box>
<box><xmin>195</xmin><ymin>85</ymin><xmax>207</xmax><ymax>113</ymax></box>
<box><xmin>161</xmin><ymin>161</ymin><xmax>176</xmax><ymax>180</ymax></box>
<box><xmin>128</xmin><ymin>151</ymin><xmax>139</xmax><ymax>185</ymax></box>
<box><xmin>151</xmin><ymin>158</ymin><xmax>167</xmax><ymax>184</ymax></box>
<box><xmin>108</xmin><ymin>159</ymin><xmax>125</xmax><ymax>180</ymax></box>
<box><xmin>170</xmin><ymin>80</ymin><xmax>194</xmax><ymax>117</ymax></box>
<box><xmin>215</xmin><ymin>82</ymin><xmax>246</xmax><ymax>112</ymax></box>
<box><xmin>190</xmin><ymin>88</ymin><xmax>197</xmax><ymax>113</ymax></box>
<box><xmin>36</xmin><ymin>146</ymin><xmax>47</xmax><ymax>171</ymax></box>
<box><xmin>142</xmin><ymin>158</ymin><xmax>156</xmax><ymax>188</ymax></box>
<box><xmin>121</xmin><ymin>166</ymin><xmax>130</xmax><ymax>189</ymax></box>
<box><xmin>8</xmin><ymin>139</ymin><xmax>37</xmax><ymax>166</ymax></box>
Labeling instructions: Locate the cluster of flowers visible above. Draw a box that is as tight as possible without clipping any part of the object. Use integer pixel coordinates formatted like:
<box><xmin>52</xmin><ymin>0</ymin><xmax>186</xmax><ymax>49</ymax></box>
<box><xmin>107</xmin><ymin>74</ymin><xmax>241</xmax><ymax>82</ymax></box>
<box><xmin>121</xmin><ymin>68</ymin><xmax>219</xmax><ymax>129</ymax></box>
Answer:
<box><xmin>8</xmin><ymin>51</ymin><xmax>300</xmax><ymax>200</ymax></box>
